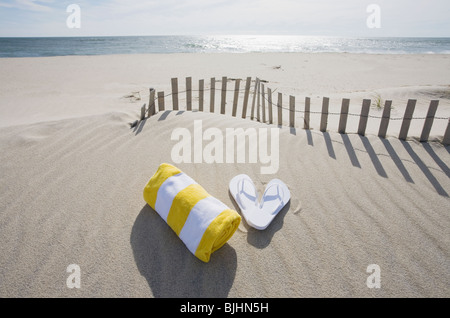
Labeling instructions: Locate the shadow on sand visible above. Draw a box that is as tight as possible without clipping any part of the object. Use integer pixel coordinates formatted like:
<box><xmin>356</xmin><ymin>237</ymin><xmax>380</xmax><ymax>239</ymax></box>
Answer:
<box><xmin>228</xmin><ymin>191</ymin><xmax>291</xmax><ymax>249</ymax></box>
<box><xmin>246</xmin><ymin>201</ymin><xmax>291</xmax><ymax>249</ymax></box>
<box><xmin>308</xmin><ymin>129</ymin><xmax>449</xmax><ymax>197</ymax></box>
<box><xmin>130</xmin><ymin>205</ymin><xmax>237</xmax><ymax>298</ymax></box>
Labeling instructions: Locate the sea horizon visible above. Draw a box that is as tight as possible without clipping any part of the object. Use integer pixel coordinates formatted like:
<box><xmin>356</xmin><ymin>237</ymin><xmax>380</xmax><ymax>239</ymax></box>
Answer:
<box><xmin>1</xmin><ymin>35</ymin><xmax>450</xmax><ymax>58</ymax></box>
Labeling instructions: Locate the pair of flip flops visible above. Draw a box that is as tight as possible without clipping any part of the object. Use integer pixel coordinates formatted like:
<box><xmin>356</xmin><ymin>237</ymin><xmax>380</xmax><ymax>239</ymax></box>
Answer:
<box><xmin>229</xmin><ymin>175</ymin><xmax>291</xmax><ymax>230</ymax></box>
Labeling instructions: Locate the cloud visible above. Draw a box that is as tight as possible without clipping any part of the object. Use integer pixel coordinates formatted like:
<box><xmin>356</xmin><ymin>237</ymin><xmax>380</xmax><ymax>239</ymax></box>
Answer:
<box><xmin>0</xmin><ymin>0</ymin><xmax>449</xmax><ymax>37</ymax></box>
<box><xmin>0</xmin><ymin>0</ymin><xmax>54</xmax><ymax>12</ymax></box>
<box><xmin>74</xmin><ymin>0</ymin><xmax>364</xmax><ymax>35</ymax></box>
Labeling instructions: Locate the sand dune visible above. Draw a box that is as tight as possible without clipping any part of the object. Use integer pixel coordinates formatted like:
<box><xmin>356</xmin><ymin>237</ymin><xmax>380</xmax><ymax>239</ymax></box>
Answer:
<box><xmin>1</xmin><ymin>53</ymin><xmax>449</xmax><ymax>129</ymax></box>
<box><xmin>0</xmin><ymin>53</ymin><xmax>449</xmax><ymax>297</ymax></box>
<box><xmin>0</xmin><ymin>110</ymin><xmax>449</xmax><ymax>297</ymax></box>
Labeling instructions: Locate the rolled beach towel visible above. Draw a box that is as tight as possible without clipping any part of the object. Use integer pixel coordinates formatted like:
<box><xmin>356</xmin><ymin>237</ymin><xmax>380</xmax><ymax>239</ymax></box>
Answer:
<box><xmin>143</xmin><ymin>163</ymin><xmax>241</xmax><ymax>263</ymax></box>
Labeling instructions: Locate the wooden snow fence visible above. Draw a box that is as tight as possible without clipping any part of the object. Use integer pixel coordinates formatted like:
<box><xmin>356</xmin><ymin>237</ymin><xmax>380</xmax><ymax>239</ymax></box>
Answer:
<box><xmin>139</xmin><ymin>76</ymin><xmax>450</xmax><ymax>145</ymax></box>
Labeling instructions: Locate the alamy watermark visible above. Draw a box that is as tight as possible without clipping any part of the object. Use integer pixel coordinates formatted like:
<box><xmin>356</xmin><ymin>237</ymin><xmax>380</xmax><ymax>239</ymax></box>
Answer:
<box><xmin>366</xmin><ymin>264</ymin><xmax>381</xmax><ymax>289</ymax></box>
<box><xmin>171</xmin><ymin>120</ymin><xmax>280</xmax><ymax>175</ymax></box>
<box><xmin>366</xmin><ymin>4</ymin><xmax>381</xmax><ymax>29</ymax></box>
<box><xmin>66</xmin><ymin>4</ymin><xmax>81</xmax><ymax>29</ymax></box>
<box><xmin>64</xmin><ymin>263</ymin><xmax>380</xmax><ymax>290</ymax></box>
<box><xmin>66</xmin><ymin>264</ymin><xmax>81</xmax><ymax>289</ymax></box>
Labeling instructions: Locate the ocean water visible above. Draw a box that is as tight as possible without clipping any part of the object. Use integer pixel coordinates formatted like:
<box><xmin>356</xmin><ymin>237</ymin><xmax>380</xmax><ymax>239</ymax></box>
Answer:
<box><xmin>0</xmin><ymin>35</ymin><xmax>449</xmax><ymax>57</ymax></box>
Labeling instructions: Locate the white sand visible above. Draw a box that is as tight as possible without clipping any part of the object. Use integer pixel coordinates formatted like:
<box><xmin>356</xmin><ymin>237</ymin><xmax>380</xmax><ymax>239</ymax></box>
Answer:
<box><xmin>0</xmin><ymin>53</ymin><xmax>449</xmax><ymax>297</ymax></box>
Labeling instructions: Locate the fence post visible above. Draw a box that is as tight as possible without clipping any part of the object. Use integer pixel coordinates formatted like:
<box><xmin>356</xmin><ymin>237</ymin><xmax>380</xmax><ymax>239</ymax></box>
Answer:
<box><xmin>148</xmin><ymin>88</ymin><xmax>156</xmax><ymax>117</ymax></box>
<box><xmin>157</xmin><ymin>92</ymin><xmax>165</xmax><ymax>111</ymax></box>
<box><xmin>443</xmin><ymin>119</ymin><xmax>450</xmax><ymax>145</ymax></box>
<box><xmin>186</xmin><ymin>77</ymin><xmax>192</xmax><ymax>111</ymax></box>
<box><xmin>289</xmin><ymin>95</ymin><xmax>295</xmax><ymax>127</ymax></box>
<box><xmin>338</xmin><ymin>98</ymin><xmax>350</xmax><ymax>134</ymax></box>
<box><xmin>251</xmin><ymin>78</ymin><xmax>259</xmax><ymax>120</ymax></box>
<box><xmin>171</xmin><ymin>78</ymin><xmax>179</xmax><ymax>111</ymax></box>
<box><xmin>358</xmin><ymin>99</ymin><xmax>371</xmax><ymax>136</ymax></box>
<box><xmin>399</xmin><ymin>99</ymin><xmax>417</xmax><ymax>140</ymax></box>
<box><xmin>210</xmin><ymin>77</ymin><xmax>216</xmax><ymax>113</ymax></box>
<box><xmin>242</xmin><ymin>77</ymin><xmax>251</xmax><ymax>119</ymax></box>
<box><xmin>277</xmin><ymin>93</ymin><xmax>283</xmax><ymax>126</ymax></box>
<box><xmin>261</xmin><ymin>84</ymin><xmax>266</xmax><ymax>123</ymax></box>
<box><xmin>320</xmin><ymin>97</ymin><xmax>330</xmax><ymax>132</ymax></box>
<box><xmin>268</xmin><ymin>88</ymin><xmax>273</xmax><ymax>124</ymax></box>
<box><xmin>232</xmin><ymin>79</ymin><xmax>241</xmax><ymax>117</ymax></box>
<box><xmin>256</xmin><ymin>81</ymin><xmax>261</xmax><ymax>121</ymax></box>
<box><xmin>199</xmin><ymin>79</ymin><xmax>204</xmax><ymax>112</ymax></box>
<box><xmin>420</xmin><ymin>100</ymin><xmax>439</xmax><ymax>142</ymax></box>
<box><xmin>378</xmin><ymin>100</ymin><xmax>392</xmax><ymax>139</ymax></box>
<box><xmin>220</xmin><ymin>76</ymin><xmax>227</xmax><ymax>115</ymax></box>
<box><xmin>140</xmin><ymin>104</ymin><xmax>146</xmax><ymax>121</ymax></box>
<box><xmin>304</xmin><ymin>97</ymin><xmax>311</xmax><ymax>130</ymax></box>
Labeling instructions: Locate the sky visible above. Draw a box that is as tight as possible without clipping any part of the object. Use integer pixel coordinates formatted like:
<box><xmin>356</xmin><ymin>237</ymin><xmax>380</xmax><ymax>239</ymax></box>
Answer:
<box><xmin>0</xmin><ymin>0</ymin><xmax>449</xmax><ymax>37</ymax></box>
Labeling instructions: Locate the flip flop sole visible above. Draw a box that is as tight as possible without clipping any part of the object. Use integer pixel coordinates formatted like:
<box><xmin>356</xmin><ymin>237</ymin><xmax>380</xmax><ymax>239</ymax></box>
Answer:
<box><xmin>229</xmin><ymin>174</ymin><xmax>259</xmax><ymax>227</ymax></box>
<box><xmin>251</xmin><ymin>179</ymin><xmax>290</xmax><ymax>230</ymax></box>
<box><xmin>229</xmin><ymin>176</ymin><xmax>291</xmax><ymax>230</ymax></box>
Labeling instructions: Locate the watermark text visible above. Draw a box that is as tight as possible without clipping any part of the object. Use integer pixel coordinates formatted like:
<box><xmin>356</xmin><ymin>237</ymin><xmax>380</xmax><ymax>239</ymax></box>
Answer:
<box><xmin>66</xmin><ymin>4</ymin><xmax>81</xmax><ymax>29</ymax></box>
<box><xmin>171</xmin><ymin>120</ymin><xmax>279</xmax><ymax>174</ymax></box>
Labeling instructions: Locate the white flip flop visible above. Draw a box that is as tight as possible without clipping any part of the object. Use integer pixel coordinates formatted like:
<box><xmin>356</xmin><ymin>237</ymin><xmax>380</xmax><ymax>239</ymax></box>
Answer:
<box><xmin>251</xmin><ymin>179</ymin><xmax>291</xmax><ymax>230</ymax></box>
<box><xmin>229</xmin><ymin>175</ymin><xmax>291</xmax><ymax>230</ymax></box>
<box><xmin>229</xmin><ymin>174</ymin><xmax>259</xmax><ymax>228</ymax></box>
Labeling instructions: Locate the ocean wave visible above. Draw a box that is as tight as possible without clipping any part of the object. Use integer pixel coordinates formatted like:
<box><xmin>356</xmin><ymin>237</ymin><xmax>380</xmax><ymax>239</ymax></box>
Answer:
<box><xmin>1</xmin><ymin>36</ymin><xmax>449</xmax><ymax>57</ymax></box>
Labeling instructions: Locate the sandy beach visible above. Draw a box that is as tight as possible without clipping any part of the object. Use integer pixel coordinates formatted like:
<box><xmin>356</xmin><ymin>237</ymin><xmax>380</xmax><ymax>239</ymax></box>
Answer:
<box><xmin>0</xmin><ymin>53</ymin><xmax>449</xmax><ymax>297</ymax></box>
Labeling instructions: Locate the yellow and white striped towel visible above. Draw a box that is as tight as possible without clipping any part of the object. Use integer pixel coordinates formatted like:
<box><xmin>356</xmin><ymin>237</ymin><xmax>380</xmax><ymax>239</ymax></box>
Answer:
<box><xmin>143</xmin><ymin>163</ymin><xmax>241</xmax><ymax>263</ymax></box>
